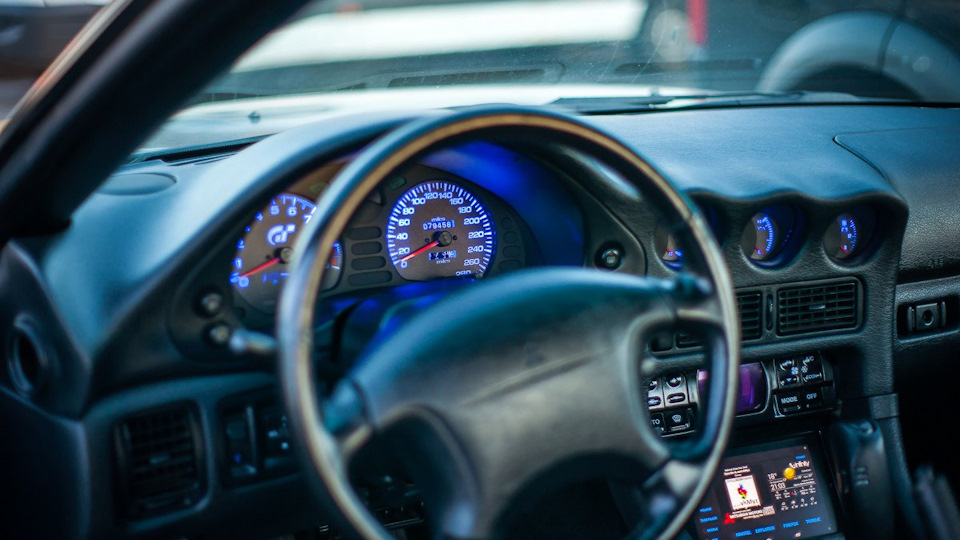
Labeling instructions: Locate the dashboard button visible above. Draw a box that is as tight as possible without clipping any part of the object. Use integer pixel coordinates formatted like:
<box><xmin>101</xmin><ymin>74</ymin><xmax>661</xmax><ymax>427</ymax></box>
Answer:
<box><xmin>665</xmin><ymin>408</ymin><xmax>693</xmax><ymax>432</ymax></box>
<box><xmin>800</xmin><ymin>353</ymin><xmax>824</xmax><ymax>383</ymax></box>
<box><xmin>197</xmin><ymin>291</ymin><xmax>224</xmax><ymax>317</ymax></box>
<box><xmin>650</xmin><ymin>413</ymin><xmax>664</xmax><ymax>434</ymax></box>
<box><xmin>779</xmin><ymin>357</ymin><xmax>797</xmax><ymax>371</ymax></box>
<box><xmin>223</xmin><ymin>413</ymin><xmax>256</xmax><ymax>479</ymax></box>
<box><xmin>207</xmin><ymin>323</ymin><xmax>232</xmax><ymax>347</ymax></box>
<box><xmin>780</xmin><ymin>375</ymin><xmax>800</xmax><ymax>387</ymax></box>
<box><xmin>667</xmin><ymin>374</ymin><xmax>684</xmax><ymax>388</ymax></box>
<box><xmin>776</xmin><ymin>392</ymin><xmax>802</xmax><ymax>414</ymax></box>
<box><xmin>666</xmin><ymin>392</ymin><xmax>686</xmax><ymax>405</ymax></box>
<box><xmin>802</xmin><ymin>388</ymin><xmax>824</xmax><ymax>409</ymax></box>
<box><xmin>647</xmin><ymin>396</ymin><xmax>662</xmax><ymax>408</ymax></box>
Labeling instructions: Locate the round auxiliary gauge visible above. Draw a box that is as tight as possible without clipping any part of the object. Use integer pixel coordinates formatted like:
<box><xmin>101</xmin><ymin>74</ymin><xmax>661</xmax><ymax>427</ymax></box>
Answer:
<box><xmin>824</xmin><ymin>213</ymin><xmax>858</xmax><ymax>260</ymax></box>
<box><xmin>387</xmin><ymin>180</ymin><xmax>495</xmax><ymax>281</ymax></box>
<box><xmin>741</xmin><ymin>211</ymin><xmax>781</xmax><ymax>261</ymax></box>
<box><xmin>230</xmin><ymin>193</ymin><xmax>342</xmax><ymax>314</ymax></box>
<box><xmin>824</xmin><ymin>209</ymin><xmax>874</xmax><ymax>262</ymax></box>
<box><xmin>654</xmin><ymin>226</ymin><xmax>684</xmax><ymax>268</ymax></box>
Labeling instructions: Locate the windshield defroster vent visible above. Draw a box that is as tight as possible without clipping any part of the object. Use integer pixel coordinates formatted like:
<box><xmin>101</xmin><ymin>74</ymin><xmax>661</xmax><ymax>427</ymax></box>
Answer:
<box><xmin>777</xmin><ymin>280</ymin><xmax>860</xmax><ymax>336</ymax></box>
<box><xmin>115</xmin><ymin>405</ymin><xmax>204</xmax><ymax>517</ymax></box>
<box><xmin>387</xmin><ymin>68</ymin><xmax>545</xmax><ymax>88</ymax></box>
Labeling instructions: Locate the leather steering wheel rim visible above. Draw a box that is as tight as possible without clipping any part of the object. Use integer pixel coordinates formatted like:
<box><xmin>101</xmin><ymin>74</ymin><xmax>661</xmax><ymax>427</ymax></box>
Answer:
<box><xmin>277</xmin><ymin>106</ymin><xmax>741</xmax><ymax>540</ymax></box>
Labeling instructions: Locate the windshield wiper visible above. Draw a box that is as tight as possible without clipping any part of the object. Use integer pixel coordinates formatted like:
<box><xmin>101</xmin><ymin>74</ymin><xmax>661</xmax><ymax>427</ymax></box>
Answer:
<box><xmin>551</xmin><ymin>91</ymin><xmax>897</xmax><ymax>114</ymax></box>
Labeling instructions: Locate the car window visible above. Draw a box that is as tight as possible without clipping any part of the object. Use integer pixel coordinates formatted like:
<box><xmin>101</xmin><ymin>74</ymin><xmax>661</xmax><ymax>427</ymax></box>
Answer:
<box><xmin>138</xmin><ymin>0</ymin><xmax>960</xmax><ymax>150</ymax></box>
<box><xmin>0</xmin><ymin>0</ymin><xmax>104</xmax><ymax>116</ymax></box>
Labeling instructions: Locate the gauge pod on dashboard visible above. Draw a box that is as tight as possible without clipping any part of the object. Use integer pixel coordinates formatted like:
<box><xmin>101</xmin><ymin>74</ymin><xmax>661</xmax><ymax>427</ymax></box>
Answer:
<box><xmin>823</xmin><ymin>207</ymin><xmax>876</xmax><ymax>263</ymax></box>
<box><xmin>655</xmin><ymin>205</ymin><xmax>722</xmax><ymax>270</ymax></box>
<box><xmin>741</xmin><ymin>205</ymin><xmax>800</xmax><ymax>267</ymax></box>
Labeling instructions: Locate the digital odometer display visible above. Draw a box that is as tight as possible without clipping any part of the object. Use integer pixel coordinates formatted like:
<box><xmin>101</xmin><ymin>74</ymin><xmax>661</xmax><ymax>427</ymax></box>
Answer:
<box><xmin>693</xmin><ymin>439</ymin><xmax>839</xmax><ymax>540</ymax></box>
<box><xmin>386</xmin><ymin>180</ymin><xmax>495</xmax><ymax>281</ymax></box>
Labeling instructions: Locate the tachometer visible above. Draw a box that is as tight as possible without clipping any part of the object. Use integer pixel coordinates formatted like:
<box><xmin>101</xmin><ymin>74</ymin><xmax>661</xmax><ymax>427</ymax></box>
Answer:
<box><xmin>230</xmin><ymin>193</ymin><xmax>342</xmax><ymax>314</ymax></box>
<box><xmin>386</xmin><ymin>180</ymin><xmax>495</xmax><ymax>281</ymax></box>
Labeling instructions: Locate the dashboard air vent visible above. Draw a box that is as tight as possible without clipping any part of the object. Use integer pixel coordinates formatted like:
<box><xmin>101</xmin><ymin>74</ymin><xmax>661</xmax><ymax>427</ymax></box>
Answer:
<box><xmin>115</xmin><ymin>405</ymin><xmax>203</xmax><ymax>516</ymax></box>
<box><xmin>675</xmin><ymin>331</ymin><xmax>700</xmax><ymax>349</ymax></box>
<box><xmin>738</xmin><ymin>291</ymin><xmax>763</xmax><ymax>341</ymax></box>
<box><xmin>676</xmin><ymin>290</ymin><xmax>764</xmax><ymax>348</ymax></box>
<box><xmin>777</xmin><ymin>280</ymin><xmax>859</xmax><ymax>336</ymax></box>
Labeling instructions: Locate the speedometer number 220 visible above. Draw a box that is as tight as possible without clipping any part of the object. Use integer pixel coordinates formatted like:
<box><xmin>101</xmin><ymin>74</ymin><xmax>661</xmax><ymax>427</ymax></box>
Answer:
<box><xmin>386</xmin><ymin>181</ymin><xmax>495</xmax><ymax>281</ymax></box>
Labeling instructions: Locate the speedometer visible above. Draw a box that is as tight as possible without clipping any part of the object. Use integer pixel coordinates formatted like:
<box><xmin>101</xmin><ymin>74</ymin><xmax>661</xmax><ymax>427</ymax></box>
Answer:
<box><xmin>386</xmin><ymin>180</ymin><xmax>495</xmax><ymax>281</ymax></box>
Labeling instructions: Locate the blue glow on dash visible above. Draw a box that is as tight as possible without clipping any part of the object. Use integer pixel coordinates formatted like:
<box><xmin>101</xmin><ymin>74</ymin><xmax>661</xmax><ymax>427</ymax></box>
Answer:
<box><xmin>735</xmin><ymin>531</ymin><xmax>752</xmax><ymax>537</ymax></box>
<box><xmin>806</xmin><ymin>517</ymin><xmax>822</xmax><ymax>524</ymax></box>
<box><xmin>706</xmin><ymin>527</ymin><xmax>719</xmax><ymax>533</ymax></box>
<box><xmin>699</xmin><ymin>507</ymin><xmax>713</xmax><ymax>513</ymax></box>
<box><xmin>783</xmin><ymin>521</ymin><xmax>800</xmax><ymax>528</ymax></box>
<box><xmin>755</xmin><ymin>526</ymin><xmax>775</xmax><ymax>533</ymax></box>
<box><xmin>796</xmin><ymin>454</ymin><xmax>807</xmax><ymax>459</ymax></box>
<box><xmin>699</xmin><ymin>516</ymin><xmax>718</xmax><ymax>523</ymax></box>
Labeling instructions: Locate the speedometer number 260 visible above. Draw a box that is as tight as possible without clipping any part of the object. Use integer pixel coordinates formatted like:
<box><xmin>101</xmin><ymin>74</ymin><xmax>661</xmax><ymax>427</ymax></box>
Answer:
<box><xmin>386</xmin><ymin>181</ymin><xmax>496</xmax><ymax>281</ymax></box>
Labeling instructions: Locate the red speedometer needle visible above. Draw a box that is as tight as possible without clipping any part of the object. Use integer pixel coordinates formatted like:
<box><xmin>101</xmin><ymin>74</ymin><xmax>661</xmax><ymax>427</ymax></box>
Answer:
<box><xmin>401</xmin><ymin>240</ymin><xmax>439</xmax><ymax>262</ymax></box>
<box><xmin>239</xmin><ymin>257</ymin><xmax>280</xmax><ymax>278</ymax></box>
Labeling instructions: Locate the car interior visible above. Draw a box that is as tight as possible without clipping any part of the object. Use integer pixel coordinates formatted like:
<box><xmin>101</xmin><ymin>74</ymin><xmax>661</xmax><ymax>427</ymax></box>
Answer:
<box><xmin>2</xmin><ymin>1</ymin><xmax>960</xmax><ymax>540</ymax></box>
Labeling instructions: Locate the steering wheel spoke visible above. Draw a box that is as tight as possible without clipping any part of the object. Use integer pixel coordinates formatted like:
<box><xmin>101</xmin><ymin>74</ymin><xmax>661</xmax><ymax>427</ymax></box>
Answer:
<box><xmin>323</xmin><ymin>382</ymin><xmax>374</xmax><ymax>466</ymax></box>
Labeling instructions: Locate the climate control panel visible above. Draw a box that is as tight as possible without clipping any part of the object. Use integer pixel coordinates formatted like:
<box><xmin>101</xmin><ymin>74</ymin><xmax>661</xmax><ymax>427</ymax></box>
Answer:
<box><xmin>648</xmin><ymin>351</ymin><xmax>836</xmax><ymax>437</ymax></box>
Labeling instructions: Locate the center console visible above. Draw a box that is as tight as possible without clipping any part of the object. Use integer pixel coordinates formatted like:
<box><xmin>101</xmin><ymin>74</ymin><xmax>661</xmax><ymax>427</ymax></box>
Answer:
<box><xmin>643</xmin><ymin>350</ymin><xmax>888</xmax><ymax>540</ymax></box>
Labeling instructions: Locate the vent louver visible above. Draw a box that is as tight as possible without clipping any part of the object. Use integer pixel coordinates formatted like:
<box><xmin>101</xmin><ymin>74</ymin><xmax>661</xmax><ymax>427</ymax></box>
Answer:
<box><xmin>777</xmin><ymin>280</ymin><xmax>859</xmax><ymax>335</ymax></box>
<box><xmin>738</xmin><ymin>291</ymin><xmax>763</xmax><ymax>341</ymax></box>
<box><xmin>115</xmin><ymin>406</ymin><xmax>203</xmax><ymax>516</ymax></box>
<box><xmin>676</xmin><ymin>290</ymin><xmax>763</xmax><ymax>348</ymax></box>
<box><xmin>675</xmin><ymin>331</ymin><xmax>700</xmax><ymax>348</ymax></box>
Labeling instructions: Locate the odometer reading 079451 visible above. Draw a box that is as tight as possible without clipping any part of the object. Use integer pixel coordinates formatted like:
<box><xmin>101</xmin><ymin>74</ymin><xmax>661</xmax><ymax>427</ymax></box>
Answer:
<box><xmin>386</xmin><ymin>180</ymin><xmax>496</xmax><ymax>281</ymax></box>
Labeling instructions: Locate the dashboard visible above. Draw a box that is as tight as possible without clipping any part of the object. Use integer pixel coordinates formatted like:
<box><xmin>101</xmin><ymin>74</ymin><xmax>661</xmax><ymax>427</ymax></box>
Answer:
<box><xmin>4</xmin><ymin>103</ymin><xmax>960</xmax><ymax>540</ymax></box>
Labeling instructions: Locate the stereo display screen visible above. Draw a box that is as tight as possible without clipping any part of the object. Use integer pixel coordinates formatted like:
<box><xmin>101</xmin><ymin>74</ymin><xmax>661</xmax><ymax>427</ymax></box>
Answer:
<box><xmin>693</xmin><ymin>438</ymin><xmax>840</xmax><ymax>540</ymax></box>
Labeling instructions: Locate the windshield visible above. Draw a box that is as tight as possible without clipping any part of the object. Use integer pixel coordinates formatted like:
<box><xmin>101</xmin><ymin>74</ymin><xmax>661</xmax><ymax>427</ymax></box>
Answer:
<box><xmin>144</xmin><ymin>0</ymin><xmax>960</xmax><ymax>151</ymax></box>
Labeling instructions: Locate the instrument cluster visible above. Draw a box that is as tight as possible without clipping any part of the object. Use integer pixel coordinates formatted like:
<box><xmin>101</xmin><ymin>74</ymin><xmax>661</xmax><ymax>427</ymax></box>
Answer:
<box><xmin>228</xmin><ymin>163</ymin><xmax>529</xmax><ymax>322</ymax></box>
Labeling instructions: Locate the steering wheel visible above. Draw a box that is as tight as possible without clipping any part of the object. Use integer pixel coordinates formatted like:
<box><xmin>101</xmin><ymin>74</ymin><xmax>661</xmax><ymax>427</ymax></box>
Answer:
<box><xmin>277</xmin><ymin>107</ymin><xmax>740</xmax><ymax>540</ymax></box>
